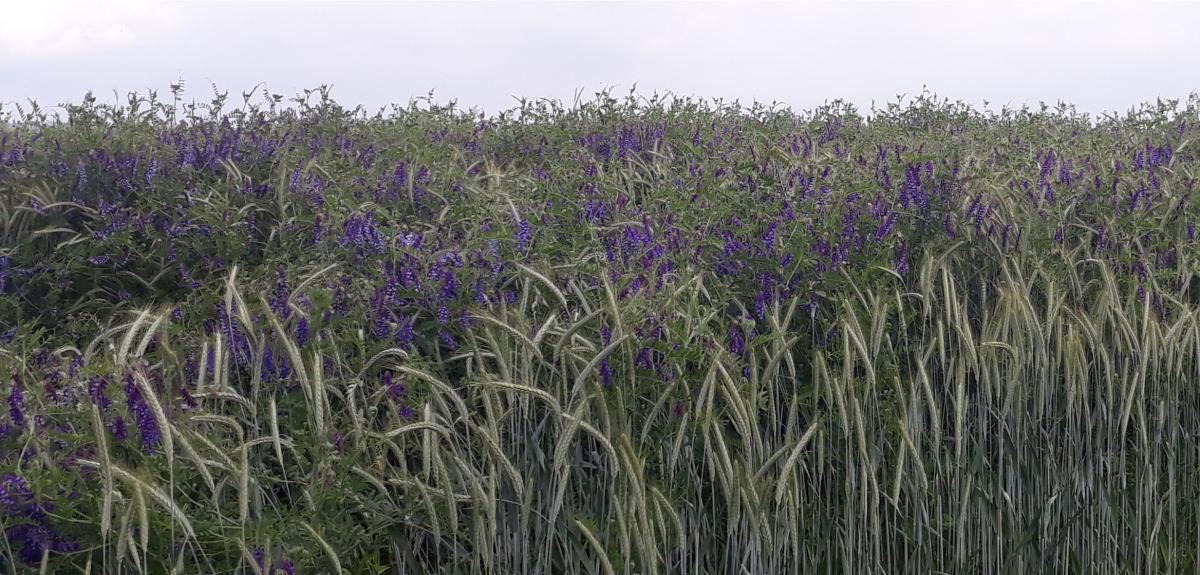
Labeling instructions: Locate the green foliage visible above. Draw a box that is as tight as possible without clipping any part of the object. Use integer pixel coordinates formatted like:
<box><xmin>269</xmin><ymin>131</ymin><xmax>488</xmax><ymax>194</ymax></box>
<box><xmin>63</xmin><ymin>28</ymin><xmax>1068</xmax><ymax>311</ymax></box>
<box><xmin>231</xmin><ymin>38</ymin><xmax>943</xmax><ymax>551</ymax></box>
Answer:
<box><xmin>1</xmin><ymin>88</ymin><xmax>1200</xmax><ymax>573</ymax></box>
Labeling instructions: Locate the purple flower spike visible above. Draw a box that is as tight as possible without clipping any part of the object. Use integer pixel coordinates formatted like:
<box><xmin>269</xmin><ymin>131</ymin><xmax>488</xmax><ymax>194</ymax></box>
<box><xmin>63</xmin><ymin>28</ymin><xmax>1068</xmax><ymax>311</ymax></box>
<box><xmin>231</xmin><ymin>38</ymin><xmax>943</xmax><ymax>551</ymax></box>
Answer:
<box><xmin>2</xmin><ymin>475</ymin><xmax>79</xmax><ymax>562</ymax></box>
<box><xmin>296</xmin><ymin>317</ymin><xmax>310</xmax><ymax>347</ymax></box>
<box><xmin>111</xmin><ymin>416</ymin><xmax>127</xmax><ymax>442</ymax></box>
<box><xmin>729</xmin><ymin>323</ymin><xmax>745</xmax><ymax>357</ymax></box>
<box><xmin>124</xmin><ymin>375</ymin><xmax>161</xmax><ymax>453</ymax></box>
<box><xmin>7</xmin><ymin>375</ymin><xmax>25</xmax><ymax>431</ymax></box>
<box><xmin>271</xmin><ymin>267</ymin><xmax>290</xmax><ymax>318</ymax></box>
<box><xmin>516</xmin><ymin>218</ymin><xmax>532</xmax><ymax>254</ymax></box>
<box><xmin>874</xmin><ymin>212</ymin><xmax>897</xmax><ymax>242</ymax></box>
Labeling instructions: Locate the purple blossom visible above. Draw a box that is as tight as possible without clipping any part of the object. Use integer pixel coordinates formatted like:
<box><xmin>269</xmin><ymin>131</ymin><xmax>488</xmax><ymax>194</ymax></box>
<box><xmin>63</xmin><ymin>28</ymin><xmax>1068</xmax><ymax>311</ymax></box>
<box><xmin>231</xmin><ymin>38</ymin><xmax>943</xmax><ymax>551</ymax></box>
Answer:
<box><xmin>584</xmin><ymin>200</ymin><xmax>608</xmax><ymax>224</ymax></box>
<box><xmin>261</xmin><ymin>346</ymin><xmax>278</xmax><ymax>382</ymax></box>
<box><xmin>729</xmin><ymin>323</ymin><xmax>745</xmax><ymax>357</ymax></box>
<box><xmin>473</xmin><ymin>279</ymin><xmax>489</xmax><ymax>305</ymax></box>
<box><xmin>7</xmin><ymin>374</ymin><xmax>25</xmax><ymax>430</ymax></box>
<box><xmin>901</xmin><ymin>164</ymin><xmax>927</xmax><ymax>211</ymax></box>
<box><xmin>1125</xmin><ymin>185</ymin><xmax>1144</xmax><ymax>212</ymax></box>
<box><xmin>384</xmin><ymin>371</ymin><xmax>406</xmax><ymax>402</ymax></box>
<box><xmin>599</xmin><ymin>359</ymin><xmax>612</xmax><ymax>388</ymax></box>
<box><xmin>216</xmin><ymin>306</ymin><xmax>251</xmax><ymax>366</ymax></box>
<box><xmin>438</xmin><ymin>267</ymin><xmax>460</xmax><ymax>301</ymax></box>
<box><xmin>180</xmin><ymin>386</ymin><xmax>198</xmax><ymax>409</ymax></box>
<box><xmin>277</xmin><ymin>355</ymin><xmax>292</xmax><ymax>380</ymax></box>
<box><xmin>819</xmin><ymin>326</ymin><xmax>839</xmax><ymax>348</ymax></box>
<box><xmin>88</xmin><ymin>376</ymin><xmax>112</xmax><ymax>410</ymax></box>
<box><xmin>439</xmin><ymin>328</ymin><xmax>458</xmax><ymax>349</ymax></box>
<box><xmin>1039</xmin><ymin>150</ymin><xmax>1056</xmax><ymax>182</ymax></box>
<box><xmin>397</xmin><ymin>231</ymin><xmax>422</xmax><ymax>249</ymax></box>
<box><xmin>296</xmin><ymin>317</ymin><xmax>310</xmax><ymax>347</ymax></box>
<box><xmin>124</xmin><ymin>375</ymin><xmax>161</xmax><ymax>453</ymax></box>
<box><xmin>312</xmin><ymin>214</ymin><xmax>324</xmax><ymax>245</ymax></box>
<box><xmin>370</xmin><ymin>294</ymin><xmax>392</xmax><ymax>340</ymax></box>
<box><xmin>144</xmin><ymin>156</ymin><xmax>159</xmax><ymax>187</ymax></box>
<box><xmin>271</xmin><ymin>267</ymin><xmax>290</xmax><ymax>318</ymax></box>
<box><xmin>394</xmin><ymin>316</ymin><xmax>414</xmax><ymax>347</ymax></box>
<box><xmin>781</xmin><ymin>201</ymin><xmax>796</xmax><ymax>222</ymax></box>
<box><xmin>69</xmin><ymin>356</ymin><xmax>84</xmax><ymax>378</ymax></box>
<box><xmin>516</xmin><ymin>218</ymin><xmax>533</xmax><ymax>254</ymax></box>
<box><xmin>111</xmin><ymin>416</ymin><xmax>127</xmax><ymax>442</ymax></box>
<box><xmin>75</xmin><ymin>162</ymin><xmax>88</xmax><ymax>189</ymax></box>
<box><xmin>5</xmin><ymin>522</ymin><xmax>78</xmax><ymax>564</ymax></box>
<box><xmin>289</xmin><ymin>166</ymin><xmax>302</xmax><ymax>193</ymax></box>
<box><xmin>341</xmin><ymin>211</ymin><xmax>387</xmax><ymax>256</ymax></box>
<box><xmin>0</xmin><ymin>475</ymin><xmax>39</xmax><ymax>517</ymax></box>
<box><xmin>634</xmin><ymin>347</ymin><xmax>653</xmax><ymax>371</ymax></box>
<box><xmin>761</xmin><ymin>221</ymin><xmax>778</xmax><ymax>254</ymax></box>
<box><xmin>1</xmin><ymin>475</ymin><xmax>78</xmax><ymax>563</ymax></box>
<box><xmin>754</xmin><ymin>289</ymin><xmax>771</xmax><ymax>320</ymax></box>
<box><xmin>875</xmin><ymin>212</ymin><xmax>897</xmax><ymax>242</ymax></box>
<box><xmin>393</xmin><ymin>162</ymin><xmax>408</xmax><ymax>188</ymax></box>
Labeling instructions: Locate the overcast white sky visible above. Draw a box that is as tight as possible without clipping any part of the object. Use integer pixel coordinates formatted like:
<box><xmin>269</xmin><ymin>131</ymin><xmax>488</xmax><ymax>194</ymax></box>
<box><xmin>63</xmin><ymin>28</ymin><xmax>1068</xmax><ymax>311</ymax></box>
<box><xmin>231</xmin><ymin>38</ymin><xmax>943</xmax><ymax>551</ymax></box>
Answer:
<box><xmin>1</xmin><ymin>0</ymin><xmax>1197</xmax><ymax>118</ymax></box>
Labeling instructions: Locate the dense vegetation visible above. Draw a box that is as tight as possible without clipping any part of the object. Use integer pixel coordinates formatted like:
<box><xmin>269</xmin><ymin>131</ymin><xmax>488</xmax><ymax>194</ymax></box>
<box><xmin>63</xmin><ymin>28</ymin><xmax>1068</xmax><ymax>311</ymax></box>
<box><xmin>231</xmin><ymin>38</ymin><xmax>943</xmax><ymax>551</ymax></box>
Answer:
<box><xmin>2</xmin><ymin>86</ymin><xmax>1199</xmax><ymax>573</ymax></box>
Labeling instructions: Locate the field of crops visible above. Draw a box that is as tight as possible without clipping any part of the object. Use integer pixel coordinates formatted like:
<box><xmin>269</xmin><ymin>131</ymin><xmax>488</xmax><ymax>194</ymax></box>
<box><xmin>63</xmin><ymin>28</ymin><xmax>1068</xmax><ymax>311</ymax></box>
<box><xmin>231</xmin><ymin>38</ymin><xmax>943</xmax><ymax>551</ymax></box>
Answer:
<box><xmin>1</xmin><ymin>87</ymin><xmax>1199</xmax><ymax>573</ymax></box>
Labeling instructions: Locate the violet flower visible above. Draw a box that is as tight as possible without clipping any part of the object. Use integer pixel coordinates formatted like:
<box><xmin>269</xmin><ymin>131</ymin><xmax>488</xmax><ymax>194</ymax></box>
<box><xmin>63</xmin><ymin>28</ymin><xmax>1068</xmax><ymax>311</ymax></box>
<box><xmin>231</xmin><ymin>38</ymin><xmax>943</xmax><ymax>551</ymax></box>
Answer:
<box><xmin>296</xmin><ymin>317</ymin><xmax>310</xmax><ymax>347</ymax></box>
<box><xmin>124</xmin><ymin>375</ymin><xmax>161</xmax><ymax>453</ymax></box>
<box><xmin>7</xmin><ymin>375</ymin><xmax>25</xmax><ymax>430</ymax></box>
<box><xmin>516</xmin><ymin>218</ymin><xmax>532</xmax><ymax>254</ymax></box>
<box><xmin>729</xmin><ymin>323</ymin><xmax>745</xmax><ymax>357</ymax></box>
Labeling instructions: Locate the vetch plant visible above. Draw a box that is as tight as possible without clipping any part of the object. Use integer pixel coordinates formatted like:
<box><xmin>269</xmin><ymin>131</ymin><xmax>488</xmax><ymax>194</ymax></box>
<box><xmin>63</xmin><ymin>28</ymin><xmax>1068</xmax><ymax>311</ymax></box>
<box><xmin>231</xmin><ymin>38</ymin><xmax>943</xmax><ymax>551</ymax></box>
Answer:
<box><xmin>0</xmin><ymin>87</ymin><xmax>1199</xmax><ymax>573</ymax></box>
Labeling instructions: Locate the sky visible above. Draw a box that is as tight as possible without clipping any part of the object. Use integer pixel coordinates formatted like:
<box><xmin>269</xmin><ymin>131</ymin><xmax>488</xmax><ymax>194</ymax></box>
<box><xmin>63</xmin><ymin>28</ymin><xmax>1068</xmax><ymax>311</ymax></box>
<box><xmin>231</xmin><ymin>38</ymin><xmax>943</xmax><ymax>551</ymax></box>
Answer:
<box><xmin>1</xmin><ymin>0</ymin><xmax>1198</xmax><ymax>119</ymax></box>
